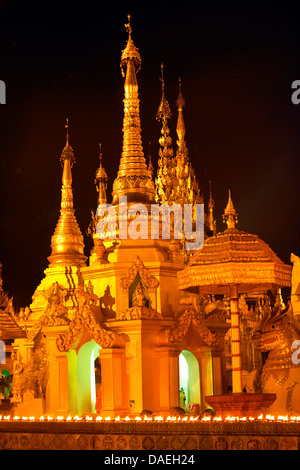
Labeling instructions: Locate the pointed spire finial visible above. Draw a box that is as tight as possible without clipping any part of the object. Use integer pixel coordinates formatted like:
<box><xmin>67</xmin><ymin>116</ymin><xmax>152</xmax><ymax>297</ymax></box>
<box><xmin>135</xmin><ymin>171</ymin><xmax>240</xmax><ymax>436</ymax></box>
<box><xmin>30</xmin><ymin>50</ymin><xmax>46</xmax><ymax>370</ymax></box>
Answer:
<box><xmin>125</xmin><ymin>13</ymin><xmax>132</xmax><ymax>38</ymax></box>
<box><xmin>157</xmin><ymin>63</ymin><xmax>172</xmax><ymax>122</ymax></box>
<box><xmin>208</xmin><ymin>180</ymin><xmax>216</xmax><ymax>235</ymax></box>
<box><xmin>176</xmin><ymin>78</ymin><xmax>187</xmax><ymax>150</ymax></box>
<box><xmin>148</xmin><ymin>141</ymin><xmax>154</xmax><ymax>177</ymax></box>
<box><xmin>99</xmin><ymin>142</ymin><xmax>102</xmax><ymax>164</ymax></box>
<box><xmin>65</xmin><ymin>117</ymin><xmax>69</xmax><ymax>144</ymax></box>
<box><xmin>121</xmin><ymin>14</ymin><xmax>141</xmax><ymax>76</ymax></box>
<box><xmin>223</xmin><ymin>189</ymin><xmax>238</xmax><ymax>230</ymax></box>
<box><xmin>61</xmin><ymin>117</ymin><xmax>75</xmax><ymax>166</ymax></box>
<box><xmin>95</xmin><ymin>142</ymin><xmax>108</xmax><ymax>206</ymax></box>
<box><xmin>176</xmin><ymin>77</ymin><xmax>185</xmax><ymax>111</ymax></box>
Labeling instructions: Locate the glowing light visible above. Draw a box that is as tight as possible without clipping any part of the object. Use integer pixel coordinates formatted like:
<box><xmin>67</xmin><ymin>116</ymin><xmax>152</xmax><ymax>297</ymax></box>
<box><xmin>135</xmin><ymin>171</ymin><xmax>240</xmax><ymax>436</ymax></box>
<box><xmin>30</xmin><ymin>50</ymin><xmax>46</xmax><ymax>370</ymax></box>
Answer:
<box><xmin>0</xmin><ymin>413</ymin><xmax>300</xmax><ymax>423</ymax></box>
<box><xmin>213</xmin><ymin>416</ymin><xmax>222</xmax><ymax>421</ymax></box>
<box><xmin>265</xmin><ymin>414</ymin><xmax>275</xmax><ymax>420</ymax></box>
<box><xmin>189</xmin><ymin>416</ymin><xmax>198</xmax><ymax>421</ymax></box>
<box><xmin>201</xmin><ymin>416</ymin><xmax>211</xmax><ymax>422</ymax></box>
<box><xmin>154</xmin><ymin>416</ymin><xmax>164</xmax><ymax>421</ymax></box>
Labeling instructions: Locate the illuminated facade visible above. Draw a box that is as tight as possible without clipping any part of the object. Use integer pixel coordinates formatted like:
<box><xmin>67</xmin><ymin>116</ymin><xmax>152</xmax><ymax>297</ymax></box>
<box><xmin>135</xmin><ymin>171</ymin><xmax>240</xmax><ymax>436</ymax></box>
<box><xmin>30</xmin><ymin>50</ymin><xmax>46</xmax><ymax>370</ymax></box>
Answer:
<box><xmin>0</xmin><ymin>16</ymin><xmax>297</xmax><ymax>425</ymax></box>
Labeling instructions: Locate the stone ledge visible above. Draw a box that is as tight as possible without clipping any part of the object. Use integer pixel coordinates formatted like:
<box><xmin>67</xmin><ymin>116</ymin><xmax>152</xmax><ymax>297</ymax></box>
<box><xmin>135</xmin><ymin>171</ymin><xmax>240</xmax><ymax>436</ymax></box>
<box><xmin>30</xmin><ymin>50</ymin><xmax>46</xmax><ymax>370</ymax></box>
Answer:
<box><xmin>0</xmin><ymin>421</ymin><xmax>299</xmax><ymax>450</ymax></box>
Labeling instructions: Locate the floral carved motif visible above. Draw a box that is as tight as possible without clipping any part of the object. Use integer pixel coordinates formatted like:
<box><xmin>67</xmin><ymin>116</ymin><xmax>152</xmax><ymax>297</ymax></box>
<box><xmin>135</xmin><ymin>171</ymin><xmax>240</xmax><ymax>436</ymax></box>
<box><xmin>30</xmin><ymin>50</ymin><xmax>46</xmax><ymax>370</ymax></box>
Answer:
<box><xmin>40</xmin><ymin>282</ymin><xmax>70</xmax><ymax>326</ymax></box>
<box><xmin>56</xmin><ymin>283</ymin><xmax>120</xmax><ymax>352</ymax></box>
<box><xmin>119</xmin><ymin>306</ymin><xmax>162</xmax><ymax>321</ymax></box>
<box><xmin>167</xmin><ymin>305</ymin><xmax>219</xmax><ymax>346</ymax></box>
<box><xmin>120</xmin><ymin>256</ymin><xmax>159</xmax><ymax>291</ymax></box>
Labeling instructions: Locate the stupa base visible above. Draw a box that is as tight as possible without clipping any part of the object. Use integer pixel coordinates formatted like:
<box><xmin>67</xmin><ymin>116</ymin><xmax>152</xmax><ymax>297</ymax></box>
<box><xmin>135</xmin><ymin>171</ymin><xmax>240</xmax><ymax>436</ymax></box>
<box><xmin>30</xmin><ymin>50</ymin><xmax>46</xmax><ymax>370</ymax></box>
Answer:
<box><xmin>205</xmin><ymin>393</ymin><xmax>276</xmax><ymax>418</ymax></box>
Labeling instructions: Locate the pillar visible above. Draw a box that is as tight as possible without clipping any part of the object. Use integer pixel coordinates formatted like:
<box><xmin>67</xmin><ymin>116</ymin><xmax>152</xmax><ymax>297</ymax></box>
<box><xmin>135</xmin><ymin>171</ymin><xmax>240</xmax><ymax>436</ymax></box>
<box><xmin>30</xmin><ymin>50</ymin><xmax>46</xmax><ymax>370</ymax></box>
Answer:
<box><xmin>157</xmin><ymin>346</ymin><xmax>180</xmax><ymax>412</ymax></box>
<box><xmin>43</xmin><ymin>326</ymin><xmax>69</xmax><ymax>415</ymax></box>
<box><xmin>200</xmin><ymin>349</ymin><xmax>213</xmax><ymax>407</ymax></box>
<box><xmin>99</xmin><ymin>347</ymin><xmax>126</xmax><ymax>417</ymax></box>
<box><xmin>230</xmin><ymin>285</ymin><xmax>243</xmax><ymax>393</ymax></box>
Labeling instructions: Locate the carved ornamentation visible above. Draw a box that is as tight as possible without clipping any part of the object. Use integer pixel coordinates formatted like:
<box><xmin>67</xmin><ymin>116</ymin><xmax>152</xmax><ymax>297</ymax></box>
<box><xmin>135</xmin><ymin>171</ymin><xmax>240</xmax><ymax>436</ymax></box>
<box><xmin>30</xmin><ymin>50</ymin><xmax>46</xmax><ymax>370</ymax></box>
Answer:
<box><xmin>120</xmin><ymin>256</ymin><xmax>159</xmax><ymax>291</ymax></box>
<box><xmin>56</xmin><ymin>283</ymin><xmax>120</xmax><ymax>351</ymax></box>
<box><xmin>40</xmin><ymin>282</ymin><xmax>70</xmax><ymax>326</ymax></box>
<box><xmin>119</xmin><ymin>306</ymin><xmax>162</xmax><ymax>321</ymax></box>
<box><xmin>167</xmin><ymin>305</ymin><xmax>219</xmax><ymax>346</ymax></box>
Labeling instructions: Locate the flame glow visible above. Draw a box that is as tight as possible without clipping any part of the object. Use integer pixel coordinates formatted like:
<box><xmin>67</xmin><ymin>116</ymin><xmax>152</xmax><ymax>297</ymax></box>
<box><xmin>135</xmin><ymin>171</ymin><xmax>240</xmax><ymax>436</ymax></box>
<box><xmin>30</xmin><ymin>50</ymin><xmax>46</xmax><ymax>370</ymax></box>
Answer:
<box><xmin>0</xmin><ymin>414</ymin><xmax>299</xmax><ymax>423</ymax></box>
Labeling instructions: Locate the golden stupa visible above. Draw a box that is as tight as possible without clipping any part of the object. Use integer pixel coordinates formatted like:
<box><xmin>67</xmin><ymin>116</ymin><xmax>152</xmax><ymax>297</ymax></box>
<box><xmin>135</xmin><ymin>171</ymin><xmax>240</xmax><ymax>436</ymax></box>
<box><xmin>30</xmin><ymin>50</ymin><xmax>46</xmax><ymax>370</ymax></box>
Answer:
<box><xmin>0</xmin><ymin>17</ymin><xmax>297</xmax><ymax>445</ymax></box>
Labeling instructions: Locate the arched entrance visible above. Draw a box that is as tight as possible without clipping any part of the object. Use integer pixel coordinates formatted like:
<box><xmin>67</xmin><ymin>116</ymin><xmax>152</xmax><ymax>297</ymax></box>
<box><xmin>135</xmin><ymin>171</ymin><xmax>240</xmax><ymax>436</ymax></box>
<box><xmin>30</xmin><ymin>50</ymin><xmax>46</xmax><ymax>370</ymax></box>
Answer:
<box><xmin>179</xmin><ymin>350</ymin><xmax>201</xmax><ymax>411</ymax></box>
<box><xmin>77</xmin><ymin>340</ymin><xmax>101</xmax><ymax>415</ymax></box>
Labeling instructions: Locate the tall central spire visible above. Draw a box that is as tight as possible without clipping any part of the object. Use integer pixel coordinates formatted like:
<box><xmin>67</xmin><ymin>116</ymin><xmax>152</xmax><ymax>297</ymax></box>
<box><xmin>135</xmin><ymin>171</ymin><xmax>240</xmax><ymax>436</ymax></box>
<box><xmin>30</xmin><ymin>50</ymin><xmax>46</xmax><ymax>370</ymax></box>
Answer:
<box><xmin>112</xmin><ymin>15</ymin><xmax>155</xmax><ymax>205</ymax></box>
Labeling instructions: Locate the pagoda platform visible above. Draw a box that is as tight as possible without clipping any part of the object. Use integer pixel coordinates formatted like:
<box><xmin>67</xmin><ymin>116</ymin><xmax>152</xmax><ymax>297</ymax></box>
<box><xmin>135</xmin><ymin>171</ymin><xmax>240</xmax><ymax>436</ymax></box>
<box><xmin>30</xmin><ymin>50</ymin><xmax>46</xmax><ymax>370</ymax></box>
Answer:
<box><xmin>0</xmin><ymin>417</ymin><xmax>299</xmax><ymax>450</ymax></box>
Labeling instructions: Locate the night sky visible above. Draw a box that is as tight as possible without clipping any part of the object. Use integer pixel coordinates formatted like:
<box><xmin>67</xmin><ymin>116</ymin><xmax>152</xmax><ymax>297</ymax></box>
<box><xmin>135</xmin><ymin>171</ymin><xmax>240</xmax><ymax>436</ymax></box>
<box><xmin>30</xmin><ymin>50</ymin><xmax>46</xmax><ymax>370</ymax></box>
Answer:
<box><xmin>0</xmin><ymin>1</ymin><xmax>299</xmax><ymax>308</ymax></box>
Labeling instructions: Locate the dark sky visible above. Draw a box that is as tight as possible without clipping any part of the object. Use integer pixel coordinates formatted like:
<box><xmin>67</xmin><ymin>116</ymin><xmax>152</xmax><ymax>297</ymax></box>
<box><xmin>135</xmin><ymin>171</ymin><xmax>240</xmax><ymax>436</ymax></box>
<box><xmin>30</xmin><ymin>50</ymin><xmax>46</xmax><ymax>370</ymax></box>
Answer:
<box><xmin>0</xmin><ymin>1</ymin><xmax>299</xmax><ymax>308</ymax></box>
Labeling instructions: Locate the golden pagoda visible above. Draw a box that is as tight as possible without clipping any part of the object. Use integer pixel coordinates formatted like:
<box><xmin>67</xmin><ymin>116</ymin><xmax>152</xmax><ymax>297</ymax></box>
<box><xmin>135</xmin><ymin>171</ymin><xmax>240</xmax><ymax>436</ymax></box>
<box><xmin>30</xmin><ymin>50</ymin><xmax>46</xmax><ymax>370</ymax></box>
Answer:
<box><xmin>0</xmin><ymin>17</ymin><xmax>297</xmax><ymax>434</ymax></box>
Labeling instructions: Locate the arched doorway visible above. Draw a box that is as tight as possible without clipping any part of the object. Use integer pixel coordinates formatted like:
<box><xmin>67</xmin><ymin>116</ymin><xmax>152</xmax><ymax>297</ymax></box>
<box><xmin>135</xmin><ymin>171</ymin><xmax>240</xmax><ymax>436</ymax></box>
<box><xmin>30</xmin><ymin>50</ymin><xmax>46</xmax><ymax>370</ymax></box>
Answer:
<box><xmin>77</xmin><ymin>340</ymin><xmax>101</xmax><ymax>415</ymax></box>
<box><xmin>179</xmin><ymin>350</ymin><xmax>201</xmax><ymax>411</ymax></box>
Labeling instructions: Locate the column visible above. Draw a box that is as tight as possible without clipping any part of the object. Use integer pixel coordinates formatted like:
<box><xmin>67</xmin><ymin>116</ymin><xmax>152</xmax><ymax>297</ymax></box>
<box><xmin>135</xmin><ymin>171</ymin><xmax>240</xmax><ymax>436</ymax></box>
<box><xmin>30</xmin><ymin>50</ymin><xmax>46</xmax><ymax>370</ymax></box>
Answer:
<box><xmin>230</xmin><ymin>285</ymin><xmax>243</xmax><ymax>394</ymax></box>
<box><xmin>157</xmin><ymin>346</ymin><xmax>180</xmax><ymax>412</ymax></box>
<box><xmin>99</xmin><ymin>347</ymin><xmax>126</xmax><ymax>417</ymax></box>
<box><xmin>200</xmin><ymin>349</ymin><xmax>213</xmax><ymax>405</ymax></box>
<box><xmin>43</xmin><ymin>326</ymin><xmax>69</xmax><ymax>415</ymax></box>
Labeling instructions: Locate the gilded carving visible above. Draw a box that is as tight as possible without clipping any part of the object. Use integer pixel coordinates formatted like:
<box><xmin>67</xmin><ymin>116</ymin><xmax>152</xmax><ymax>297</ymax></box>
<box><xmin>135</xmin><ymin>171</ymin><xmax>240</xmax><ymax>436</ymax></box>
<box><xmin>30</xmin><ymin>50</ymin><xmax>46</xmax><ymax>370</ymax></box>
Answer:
<box><xmin>40</xmin><ymin>282</ymin><xmax>70</xmax><ymax>326</ymax></box>
<box><xmin>167</xmin><ymin>305</ymin><xmax>219</xmax><ymax>346</ymax></box>
<box><xmin>120</xmin><ymin>256</ymin><xmax>159</xmax><ymax>291</ymax></box>
<box><xmin>56</xmin><ymin>283</ymin><xmax>120</xmax><ymax>351</ymax></box>
<box><xmin>119</xmin><ymin>305</ymin><xmax>162</xmax><ymax>321</ymax></box>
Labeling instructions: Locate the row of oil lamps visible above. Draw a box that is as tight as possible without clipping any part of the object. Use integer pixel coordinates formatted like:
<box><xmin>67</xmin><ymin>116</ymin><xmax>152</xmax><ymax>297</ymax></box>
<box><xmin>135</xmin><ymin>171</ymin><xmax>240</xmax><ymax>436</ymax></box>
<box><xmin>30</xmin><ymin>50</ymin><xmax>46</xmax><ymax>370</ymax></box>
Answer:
<box><xmin>0</xmin><ymin>414</ymin><xmax>299</xmax><ymax>423</ymax></box>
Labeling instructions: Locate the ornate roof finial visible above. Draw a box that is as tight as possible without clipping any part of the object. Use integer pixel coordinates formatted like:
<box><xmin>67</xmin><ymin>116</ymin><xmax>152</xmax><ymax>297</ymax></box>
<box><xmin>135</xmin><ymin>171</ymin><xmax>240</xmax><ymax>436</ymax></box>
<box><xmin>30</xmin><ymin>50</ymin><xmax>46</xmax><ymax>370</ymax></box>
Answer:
<box><xmin>223</xmin><ymin>189</ymin><xmax>238</xmax><ymax>230</ymax></box>
<box><xmin>94</xmin><ymin>142</ymin><xmax>108</xmax><ymax>206</ymax></box>
<box><xmin>120</xmin><ymin>14</ymin><xmax>141</xmax><ymax>77</ymax></box>
<box><xmin>208</xmin><ymin>180</ymin><xmax>216</xmax><ymax>235</ymax></box>
<box><xmin>125</xmin><ymin>13</ymin><xmax>132</xmax><ymax>38</ymax></box>
<box><xmin>176</xmin><ymin>77</ymin><xmax>186</xmax><ymax>146</ymax></box>
<box><xmin>156</xmin><ymin>63</ymin><xmax>172</xmax><ymax>122</ymax></box>
<box><xmin>148</xmin><ymin>141</ymin><xmax>154</xmax><ymax>178</ymax></box>
<box><xmin>65</xmin><ymin>117</ymin><xmax>69</xmax><ymax>143</ymax></box>
<box><xmin>176</xmin><ymin>77</ymin><xmax>185</xmax><ymax>111</ymax></box>
<box><xmin>60</xmin><ymin>117</ymin><xmax>75</xmax><ymax>167</ymax></box>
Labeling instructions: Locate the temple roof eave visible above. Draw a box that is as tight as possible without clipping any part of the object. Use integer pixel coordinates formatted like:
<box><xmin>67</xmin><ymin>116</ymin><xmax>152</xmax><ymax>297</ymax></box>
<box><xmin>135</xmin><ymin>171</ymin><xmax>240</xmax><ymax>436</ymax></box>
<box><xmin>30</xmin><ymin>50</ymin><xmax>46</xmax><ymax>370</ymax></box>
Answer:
<box><xmin>177</xmin><ymin>260</ymin><xmax>292</xmax><ymax>295</ymax></box>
